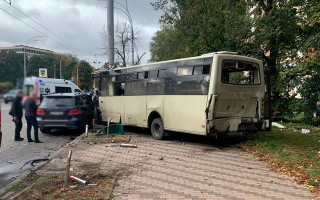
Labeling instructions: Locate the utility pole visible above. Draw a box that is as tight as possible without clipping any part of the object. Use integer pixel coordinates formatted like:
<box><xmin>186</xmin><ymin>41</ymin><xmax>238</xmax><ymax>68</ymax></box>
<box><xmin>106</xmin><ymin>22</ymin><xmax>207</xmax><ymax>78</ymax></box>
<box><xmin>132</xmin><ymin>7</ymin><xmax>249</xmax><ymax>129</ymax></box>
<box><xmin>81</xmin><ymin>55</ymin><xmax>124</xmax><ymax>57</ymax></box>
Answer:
<box><xmin>60</xmin><ymin>56</ymin><xmax>63</xmax><ymax>79</ymax></box>
<box><xmin>23</xmin><ymin>48</ymin><xmax>26</xmax><ymax>78</ymax></box>
<box><xmin>107</xmin><ymin>0</ymin><xmax>114</xmax><ymax>67</ymax></box>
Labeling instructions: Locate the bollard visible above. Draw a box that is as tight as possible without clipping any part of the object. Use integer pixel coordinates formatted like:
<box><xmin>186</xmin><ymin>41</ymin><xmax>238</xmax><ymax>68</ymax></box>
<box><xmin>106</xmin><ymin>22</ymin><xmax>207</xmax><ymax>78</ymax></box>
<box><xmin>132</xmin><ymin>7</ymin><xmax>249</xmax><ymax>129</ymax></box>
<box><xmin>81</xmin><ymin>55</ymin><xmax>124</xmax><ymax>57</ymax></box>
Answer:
<box><xmin>85</xmin><ymin>125</ymin><xmax>89</xmax><ymax>137</ymax></box>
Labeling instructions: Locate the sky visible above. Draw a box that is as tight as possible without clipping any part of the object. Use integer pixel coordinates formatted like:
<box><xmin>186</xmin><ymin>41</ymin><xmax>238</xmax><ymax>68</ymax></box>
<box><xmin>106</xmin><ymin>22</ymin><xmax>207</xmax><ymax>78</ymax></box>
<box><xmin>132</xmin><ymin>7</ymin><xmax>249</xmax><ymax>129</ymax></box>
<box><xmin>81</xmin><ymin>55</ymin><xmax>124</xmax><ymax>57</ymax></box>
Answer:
<box><xmin>0</xmin><ymin>0</ymin><xmax>163</xmax><ymax>68</ymax></box>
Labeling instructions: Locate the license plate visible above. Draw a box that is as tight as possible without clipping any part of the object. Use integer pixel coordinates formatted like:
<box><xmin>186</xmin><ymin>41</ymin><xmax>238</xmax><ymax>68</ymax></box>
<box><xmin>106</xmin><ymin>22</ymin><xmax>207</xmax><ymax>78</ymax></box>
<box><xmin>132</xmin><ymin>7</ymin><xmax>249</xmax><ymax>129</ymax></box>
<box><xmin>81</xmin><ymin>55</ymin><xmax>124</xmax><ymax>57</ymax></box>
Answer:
<box><xmin>50</xmin><ymin>112</ymin><xmax>64</xmax><ymax>115</ymax></box>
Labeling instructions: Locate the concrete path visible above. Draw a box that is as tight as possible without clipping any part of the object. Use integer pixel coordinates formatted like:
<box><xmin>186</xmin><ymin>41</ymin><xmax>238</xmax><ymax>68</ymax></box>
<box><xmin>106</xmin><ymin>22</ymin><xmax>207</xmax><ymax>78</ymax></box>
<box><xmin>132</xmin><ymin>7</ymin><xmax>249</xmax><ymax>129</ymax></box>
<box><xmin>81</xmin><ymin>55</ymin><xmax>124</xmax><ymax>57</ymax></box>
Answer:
<box><xmin>35</xmin><ymin>131</ymin><xmax>315</xmax><ymax>200</ymax></box>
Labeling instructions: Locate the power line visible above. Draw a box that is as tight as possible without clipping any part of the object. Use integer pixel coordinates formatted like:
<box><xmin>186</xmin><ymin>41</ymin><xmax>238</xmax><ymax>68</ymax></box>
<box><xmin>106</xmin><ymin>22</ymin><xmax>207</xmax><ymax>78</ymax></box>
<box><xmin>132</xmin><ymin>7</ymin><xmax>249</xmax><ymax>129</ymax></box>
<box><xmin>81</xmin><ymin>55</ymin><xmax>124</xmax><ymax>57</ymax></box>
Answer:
<box><xmin>80</xmin><ymin>0</ymin><xmax>100</xmax><ymax>50</ymax></box>
<box><xmin>0</xmin><ymin>7</ymin><xmax>82</xmax><ymax>57</ymax></box>
<box><xmin>2</xmin><ymin>1</ymin><xmax>88</xmax><ymax>57</ymax></box>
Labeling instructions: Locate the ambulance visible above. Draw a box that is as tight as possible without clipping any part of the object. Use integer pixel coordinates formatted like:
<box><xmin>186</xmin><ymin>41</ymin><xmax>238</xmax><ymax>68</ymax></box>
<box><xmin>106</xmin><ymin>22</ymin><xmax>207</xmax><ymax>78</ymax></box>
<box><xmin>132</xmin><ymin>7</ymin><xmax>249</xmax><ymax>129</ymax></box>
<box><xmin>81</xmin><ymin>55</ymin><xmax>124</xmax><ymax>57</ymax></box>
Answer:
<box><xmin>23</xmin><ymin>77</ymin><xmax>82</xmax><ymax>105</ymax></box>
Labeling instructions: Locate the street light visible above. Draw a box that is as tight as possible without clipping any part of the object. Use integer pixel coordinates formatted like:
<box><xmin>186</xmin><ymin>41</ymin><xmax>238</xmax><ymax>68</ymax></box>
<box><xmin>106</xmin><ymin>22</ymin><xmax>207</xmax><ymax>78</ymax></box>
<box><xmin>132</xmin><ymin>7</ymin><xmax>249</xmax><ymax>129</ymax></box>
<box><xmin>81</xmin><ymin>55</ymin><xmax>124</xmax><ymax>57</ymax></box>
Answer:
<box><xmin>102</xmin><ymin>0</ymin><xmax>135</xmax><ymax>65</ymax></box>
<box><xmin>24</xmin><ymin>36</ymin><xmax>46</xmax><ymax>78</ymax></box>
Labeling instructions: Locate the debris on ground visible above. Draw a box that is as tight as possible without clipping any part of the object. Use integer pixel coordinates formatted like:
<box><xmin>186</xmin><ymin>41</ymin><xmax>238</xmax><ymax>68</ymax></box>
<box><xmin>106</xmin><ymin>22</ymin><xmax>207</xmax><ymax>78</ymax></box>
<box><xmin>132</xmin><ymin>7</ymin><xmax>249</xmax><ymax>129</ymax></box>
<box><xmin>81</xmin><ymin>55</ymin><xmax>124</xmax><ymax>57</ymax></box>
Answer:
<box><xmin>70</xmin><ymin>176</ymin><xmax>87</xmax><ymax>185</ymax></box>
<box><xmin>272</xmin><ymin>122</ymin><xmax>286</xmax><ymax>129</ymax></box>
<box><xmin>301</xmin><ymin>129</ymin><xmax>310</xmax><ymax>134</ymax></box>
<box><xmin>85</xmin><ymin>134</ymin><xmax>130</xmax><ymax>144</ymax></box>
<box><xmin>20</xmin><ymin>158</ymin><xmax>49</xmax><ymax>170</ymax></box>
<box><xmin>120</xmin><ymin>143</ymin><xmax>137</xmax><ymax>148</ymax></box>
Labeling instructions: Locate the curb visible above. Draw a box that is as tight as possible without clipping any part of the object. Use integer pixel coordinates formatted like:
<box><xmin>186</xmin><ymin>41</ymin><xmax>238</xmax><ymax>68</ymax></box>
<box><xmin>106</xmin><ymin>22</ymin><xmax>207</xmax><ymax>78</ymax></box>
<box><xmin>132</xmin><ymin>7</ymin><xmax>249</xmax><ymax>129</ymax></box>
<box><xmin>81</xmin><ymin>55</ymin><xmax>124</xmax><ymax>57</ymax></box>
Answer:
<box><xmin>0</xmin><ymin>132</ymin><xmax>87</xmax><ymax>198</ymax></box>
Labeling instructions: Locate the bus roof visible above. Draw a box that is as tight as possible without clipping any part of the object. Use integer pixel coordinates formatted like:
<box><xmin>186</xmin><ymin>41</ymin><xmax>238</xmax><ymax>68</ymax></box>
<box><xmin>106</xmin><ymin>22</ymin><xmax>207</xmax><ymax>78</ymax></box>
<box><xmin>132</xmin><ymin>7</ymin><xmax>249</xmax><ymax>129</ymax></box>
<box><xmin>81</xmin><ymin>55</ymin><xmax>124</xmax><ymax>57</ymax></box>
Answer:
<box><xmin>96</xmin><ymin>52</ymin><xmax>259</xmax><ymax>73</ymax></box>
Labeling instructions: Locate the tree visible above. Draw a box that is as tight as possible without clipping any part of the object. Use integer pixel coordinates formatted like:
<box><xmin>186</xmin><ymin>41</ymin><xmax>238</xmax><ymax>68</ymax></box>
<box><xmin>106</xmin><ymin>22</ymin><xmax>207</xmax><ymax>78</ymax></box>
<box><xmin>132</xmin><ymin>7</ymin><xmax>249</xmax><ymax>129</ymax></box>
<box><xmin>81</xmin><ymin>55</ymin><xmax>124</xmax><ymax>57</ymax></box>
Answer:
<box><xmin>72</xmin><ymin>60</ymin><xmax>93</xmax><ymax>91</ymax></box>
<box><xmin>150</xmin><ymin>0</ymin><xmax>252</xmax><ymax>62</ymax></box>
<box><xmin>101</xmin><ymin>21</ymin><xmax>146</xmax><ymax>67</ymax></box>
<box><xmin>0</xmin><ymin>51</ymin><xmax>24</xmax><ymax>86</ymax></box>
<box><xmin>248</xmin><ymin>0</ymin><xmax>304</xmax><ymax>76</ymax></box>
<box><xmin>27</xmin><ymin>54</ymin><xmax>56</xmax><ymax>78</ymax></box>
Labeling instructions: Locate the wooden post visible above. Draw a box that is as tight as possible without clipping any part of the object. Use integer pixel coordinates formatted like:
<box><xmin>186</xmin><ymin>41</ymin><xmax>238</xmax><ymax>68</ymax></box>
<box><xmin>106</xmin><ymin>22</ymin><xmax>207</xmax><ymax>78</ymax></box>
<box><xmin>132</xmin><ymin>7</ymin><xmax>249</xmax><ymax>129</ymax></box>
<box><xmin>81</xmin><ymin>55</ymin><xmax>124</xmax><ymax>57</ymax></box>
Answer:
<box><xmin>64</xmin><ymin>150</ymin><xmax>72</xmax><ymax>188</ymax></box>
<box><xmin>107</xmin><ymin>116</ymin><xmax>111</xmax><ymax>138</ymax></box>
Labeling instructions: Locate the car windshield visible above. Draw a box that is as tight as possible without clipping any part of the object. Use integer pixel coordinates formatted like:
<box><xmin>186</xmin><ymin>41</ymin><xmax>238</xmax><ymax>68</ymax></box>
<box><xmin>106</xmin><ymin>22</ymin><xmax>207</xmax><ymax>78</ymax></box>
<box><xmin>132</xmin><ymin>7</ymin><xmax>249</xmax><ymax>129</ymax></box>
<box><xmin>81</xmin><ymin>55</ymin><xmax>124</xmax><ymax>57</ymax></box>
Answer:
<box><xmin>41</xmin><ymin>96</ymin><xmax>75</xmax><ymax>107</ymax></box>
<box><xmin>8</xmin><ymin>90</ymin><xmax>18</xmax><ymax>94</ymax></box>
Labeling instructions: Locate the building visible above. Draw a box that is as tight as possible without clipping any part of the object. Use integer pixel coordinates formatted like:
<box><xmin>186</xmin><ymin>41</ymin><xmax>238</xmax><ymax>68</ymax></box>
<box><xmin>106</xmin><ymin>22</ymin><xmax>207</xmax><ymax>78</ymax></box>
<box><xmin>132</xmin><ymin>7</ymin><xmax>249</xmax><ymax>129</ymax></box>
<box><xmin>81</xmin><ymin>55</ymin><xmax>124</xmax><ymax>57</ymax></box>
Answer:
<box><xmin>0</xmin><ymin>45</ymin><xmax>61</xmax><ymax>57</ymax></box>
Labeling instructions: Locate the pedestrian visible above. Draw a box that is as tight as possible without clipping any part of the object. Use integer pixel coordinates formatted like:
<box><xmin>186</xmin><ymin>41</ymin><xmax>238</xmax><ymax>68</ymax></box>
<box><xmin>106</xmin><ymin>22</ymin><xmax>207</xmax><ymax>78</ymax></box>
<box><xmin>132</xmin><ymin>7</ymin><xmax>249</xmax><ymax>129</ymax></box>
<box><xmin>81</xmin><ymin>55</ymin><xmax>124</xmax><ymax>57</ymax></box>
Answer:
<box><xmin>9</xmin><ymin>90</ymin><xmax>24</xmax><ymax>141</ymax></box>
<box><xmin>24</xmin><ymin>92</ymin><xmax>43</xmax><ymax>143</ymax></box>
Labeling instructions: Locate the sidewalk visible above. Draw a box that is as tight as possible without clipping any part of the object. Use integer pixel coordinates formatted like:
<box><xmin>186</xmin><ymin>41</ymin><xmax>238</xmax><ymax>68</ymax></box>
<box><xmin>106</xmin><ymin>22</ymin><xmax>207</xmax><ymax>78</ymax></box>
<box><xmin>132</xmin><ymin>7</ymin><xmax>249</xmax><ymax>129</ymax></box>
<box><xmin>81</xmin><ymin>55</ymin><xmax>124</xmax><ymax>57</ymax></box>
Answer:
<box><xmin>4</xmin><ymin>131</ymin><xmax>317</xmax><ymax>199</ymax></box>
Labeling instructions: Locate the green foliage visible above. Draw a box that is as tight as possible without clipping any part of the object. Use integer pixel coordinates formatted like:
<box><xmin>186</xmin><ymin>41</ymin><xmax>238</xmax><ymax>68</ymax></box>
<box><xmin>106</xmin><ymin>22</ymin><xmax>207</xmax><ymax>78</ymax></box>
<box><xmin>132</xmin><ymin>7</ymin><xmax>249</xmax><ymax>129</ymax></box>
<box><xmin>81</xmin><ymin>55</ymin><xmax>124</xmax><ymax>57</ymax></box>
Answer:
<box><xmin>27</xmin><ymin>54</ymin><xmax>57</xmax><ymax>78</ymax></box>
<box><xmin>290</xmin><ymin>55</ymin><xmax>320</xmax><ymax>123</ymax></box>
<box><xmin>0</xmin><ymin>82</ymin><xmax>14</xmax><ymax>93</ymax></box>
<box><xmin>73</xmin><ymin>60</ymin><xmax>93</xmax><ymax>91</ymax></box>
<box><xmin>150</xmin><ymin>0</ymin><xmax>251</xmax><ymax>62</ymax></box>
<box><xmin>0</xmin><ymin>50</ymin><xmax>24</xmax><ymax>86</ymax></box>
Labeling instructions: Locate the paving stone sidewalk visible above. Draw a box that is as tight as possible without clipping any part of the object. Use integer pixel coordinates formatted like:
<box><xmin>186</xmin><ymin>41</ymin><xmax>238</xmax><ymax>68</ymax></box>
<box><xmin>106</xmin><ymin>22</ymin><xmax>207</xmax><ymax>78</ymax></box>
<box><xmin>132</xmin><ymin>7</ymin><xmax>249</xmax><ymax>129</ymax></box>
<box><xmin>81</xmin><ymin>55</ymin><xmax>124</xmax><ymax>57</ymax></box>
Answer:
<box><xmin>37</xmin><ymin>132</ymin><xmax>315</xmax><ymax>200</ymax></box>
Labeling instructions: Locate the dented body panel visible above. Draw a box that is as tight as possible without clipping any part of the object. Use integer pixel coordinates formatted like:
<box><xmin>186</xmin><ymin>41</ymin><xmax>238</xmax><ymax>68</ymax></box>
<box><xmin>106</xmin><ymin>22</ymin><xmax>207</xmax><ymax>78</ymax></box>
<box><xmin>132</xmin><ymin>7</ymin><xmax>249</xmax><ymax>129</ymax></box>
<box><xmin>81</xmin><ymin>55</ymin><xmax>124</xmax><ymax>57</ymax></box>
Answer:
<box><xmin>97</xmin><ymin>53</ymin><xmax>265</xmax><ymax>137</ymax></box>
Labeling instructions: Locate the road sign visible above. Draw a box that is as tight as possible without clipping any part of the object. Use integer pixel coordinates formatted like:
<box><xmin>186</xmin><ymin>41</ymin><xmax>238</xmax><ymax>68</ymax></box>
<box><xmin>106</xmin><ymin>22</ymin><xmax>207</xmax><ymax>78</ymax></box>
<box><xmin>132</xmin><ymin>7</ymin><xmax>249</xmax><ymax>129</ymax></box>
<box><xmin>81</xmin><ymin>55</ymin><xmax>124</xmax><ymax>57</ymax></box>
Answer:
<box><xmin>39</xmin><ymin>68</ymin><xmax>48</xmax><ymax>78</ymax></box>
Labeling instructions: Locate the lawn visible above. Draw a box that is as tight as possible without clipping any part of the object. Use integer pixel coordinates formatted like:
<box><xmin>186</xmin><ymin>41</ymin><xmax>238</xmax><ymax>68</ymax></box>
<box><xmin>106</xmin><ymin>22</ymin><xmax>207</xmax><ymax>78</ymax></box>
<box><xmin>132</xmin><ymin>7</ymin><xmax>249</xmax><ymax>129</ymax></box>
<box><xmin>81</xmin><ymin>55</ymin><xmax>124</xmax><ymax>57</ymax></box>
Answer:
<box><xmin>241</xmin><ymin>124</ymin><xmax>320</xmax><ymax>194</ymax></box>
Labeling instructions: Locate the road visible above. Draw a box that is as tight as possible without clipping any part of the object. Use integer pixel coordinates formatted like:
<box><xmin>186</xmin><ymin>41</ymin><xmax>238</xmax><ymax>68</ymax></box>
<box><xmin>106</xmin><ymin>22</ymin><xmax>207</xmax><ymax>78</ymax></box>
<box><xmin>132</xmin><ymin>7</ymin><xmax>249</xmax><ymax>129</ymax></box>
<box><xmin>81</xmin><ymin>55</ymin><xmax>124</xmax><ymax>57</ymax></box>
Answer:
<box><xmin>0</xmin><ymin>101</ymin><xmax>74</xmax><ymax>189</ymax></box>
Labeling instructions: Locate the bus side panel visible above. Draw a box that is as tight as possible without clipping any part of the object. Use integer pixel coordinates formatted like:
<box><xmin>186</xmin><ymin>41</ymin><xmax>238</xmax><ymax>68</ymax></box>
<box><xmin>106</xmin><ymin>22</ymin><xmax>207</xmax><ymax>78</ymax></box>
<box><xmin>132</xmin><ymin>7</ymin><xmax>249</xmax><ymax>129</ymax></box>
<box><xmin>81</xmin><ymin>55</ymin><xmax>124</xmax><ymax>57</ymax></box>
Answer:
<box><xmin>164</xmin><ymin>95</ymin><xmax>207</xmax><ymax>135</ymax></box>
<box><xmin>124</xmin><ymin>96</ymin><xmax>147</xmax><ymax>127</ymax></box>
<box><xmin>146</xmin><ymin>95</ymin><xmax>164</xmax><ymax>122</ymax></box>
<box><xmin>99</xmin><ymin>96</ymin><xmax>125</xmax><ymax>123</ymax></box>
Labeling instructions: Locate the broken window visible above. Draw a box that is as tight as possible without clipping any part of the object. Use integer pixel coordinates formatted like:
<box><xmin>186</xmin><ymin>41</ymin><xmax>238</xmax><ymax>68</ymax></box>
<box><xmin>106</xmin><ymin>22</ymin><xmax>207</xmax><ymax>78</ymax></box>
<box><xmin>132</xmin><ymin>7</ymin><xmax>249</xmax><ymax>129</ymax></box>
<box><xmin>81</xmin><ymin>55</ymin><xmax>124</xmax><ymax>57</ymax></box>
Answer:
<box><xmin>221</xmin><ymin>61</ymin><xmax>260</xmax><ymax>85</ymax></box>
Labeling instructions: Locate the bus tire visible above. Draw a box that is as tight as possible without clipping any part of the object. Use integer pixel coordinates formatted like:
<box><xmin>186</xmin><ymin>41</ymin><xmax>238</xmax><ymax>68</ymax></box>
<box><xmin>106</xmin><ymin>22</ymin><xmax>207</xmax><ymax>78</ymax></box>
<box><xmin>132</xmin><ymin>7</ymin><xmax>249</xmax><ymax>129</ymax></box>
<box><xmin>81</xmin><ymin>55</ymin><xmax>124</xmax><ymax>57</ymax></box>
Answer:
<box><xmin>151</xmin><ymin>118</ymin><xmax>165</xmax><ymax>140</ymax></box>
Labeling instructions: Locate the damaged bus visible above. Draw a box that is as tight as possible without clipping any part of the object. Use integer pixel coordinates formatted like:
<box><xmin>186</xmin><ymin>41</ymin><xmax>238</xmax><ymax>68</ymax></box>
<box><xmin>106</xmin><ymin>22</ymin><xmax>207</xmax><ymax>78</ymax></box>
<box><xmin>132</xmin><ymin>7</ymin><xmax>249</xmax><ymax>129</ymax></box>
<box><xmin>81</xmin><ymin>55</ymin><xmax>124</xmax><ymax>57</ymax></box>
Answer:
<box><xmin>93</xmin><ymin>52</ymin><xmax>266</xmax><ymax>140</ymax></box>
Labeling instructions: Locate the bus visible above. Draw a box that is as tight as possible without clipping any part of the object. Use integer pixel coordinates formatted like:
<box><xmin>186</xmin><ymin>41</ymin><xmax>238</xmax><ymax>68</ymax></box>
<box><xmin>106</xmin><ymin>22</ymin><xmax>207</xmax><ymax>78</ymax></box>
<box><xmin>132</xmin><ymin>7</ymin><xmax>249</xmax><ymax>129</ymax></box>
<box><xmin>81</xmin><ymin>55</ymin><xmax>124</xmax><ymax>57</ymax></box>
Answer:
<box><xmin>24</xmin><ymin>77</ymin><xmax>82</xmax><ymax>105</ymax></box>
<box><xmin>92</xmin><ymin>52</ymin><xmax>266</xmax><ymax>140</ymax></box>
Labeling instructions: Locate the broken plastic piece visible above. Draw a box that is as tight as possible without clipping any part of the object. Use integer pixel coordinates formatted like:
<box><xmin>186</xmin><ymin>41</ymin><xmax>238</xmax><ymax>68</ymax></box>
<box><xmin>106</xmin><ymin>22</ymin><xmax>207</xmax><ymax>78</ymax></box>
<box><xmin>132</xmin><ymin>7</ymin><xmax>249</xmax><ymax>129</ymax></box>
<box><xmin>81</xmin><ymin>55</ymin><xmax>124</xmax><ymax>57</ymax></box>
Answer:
<box><xmin>301</xmin><ymin>129</ymin><xmax>310</xmax><ymax>134</ymax></box>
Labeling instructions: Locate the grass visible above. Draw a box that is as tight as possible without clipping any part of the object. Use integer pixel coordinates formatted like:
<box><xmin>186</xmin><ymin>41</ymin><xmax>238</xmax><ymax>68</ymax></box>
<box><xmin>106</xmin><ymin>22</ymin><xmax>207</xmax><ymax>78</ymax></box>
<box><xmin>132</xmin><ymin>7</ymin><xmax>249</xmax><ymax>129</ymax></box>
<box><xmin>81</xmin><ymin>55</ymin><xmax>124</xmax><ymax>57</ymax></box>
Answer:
<box><xmin>241</xmin><ymin>125</ymin><xmax>320</xmax><ymax>193</ymax></box>
<box><xmin>0</xmin><ymin>172</ymin><xmax>40</xmax><ymax>199</ymax></box>
<box><xmin>15</xmin><ymin>173</ymin><xmax>116</xmax><ymax>200</ymax></box>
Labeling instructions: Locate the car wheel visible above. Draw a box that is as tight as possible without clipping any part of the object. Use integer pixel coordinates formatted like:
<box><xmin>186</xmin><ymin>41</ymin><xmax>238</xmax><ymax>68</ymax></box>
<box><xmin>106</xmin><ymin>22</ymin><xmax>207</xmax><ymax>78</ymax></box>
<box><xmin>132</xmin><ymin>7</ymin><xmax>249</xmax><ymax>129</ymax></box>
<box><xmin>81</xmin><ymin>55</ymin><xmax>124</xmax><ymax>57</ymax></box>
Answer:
<box><xmin>4</xmin><ymin>101</ymin><xmax>8</xmax><ymax>104</ymax></box>
<box><xmin>151</xmin><ymin>118</ymin><xmax>165</xmax><ymax>140</ymax></box>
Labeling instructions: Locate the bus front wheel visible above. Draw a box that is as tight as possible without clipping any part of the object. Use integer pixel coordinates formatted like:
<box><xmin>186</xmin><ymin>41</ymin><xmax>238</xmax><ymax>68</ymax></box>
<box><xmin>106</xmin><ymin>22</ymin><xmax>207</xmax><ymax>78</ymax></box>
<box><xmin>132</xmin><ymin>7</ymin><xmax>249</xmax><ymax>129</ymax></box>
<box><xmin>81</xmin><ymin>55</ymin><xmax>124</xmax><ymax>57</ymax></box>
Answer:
<box><xmin>151</xmin><ymin>118</ymin><xmax>165</xmax><ymax>140</ymax></box>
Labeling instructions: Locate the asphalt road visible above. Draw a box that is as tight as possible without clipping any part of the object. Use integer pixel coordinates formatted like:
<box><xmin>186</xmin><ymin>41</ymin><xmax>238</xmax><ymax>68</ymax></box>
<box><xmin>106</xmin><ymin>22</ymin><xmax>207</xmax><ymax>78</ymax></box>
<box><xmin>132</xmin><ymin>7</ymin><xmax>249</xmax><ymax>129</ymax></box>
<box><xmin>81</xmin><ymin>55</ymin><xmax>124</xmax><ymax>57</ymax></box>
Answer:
<box><xmin>0</xmin><ymin>101</ymin><xmax>75</xmax><ymax>189</ymax></box>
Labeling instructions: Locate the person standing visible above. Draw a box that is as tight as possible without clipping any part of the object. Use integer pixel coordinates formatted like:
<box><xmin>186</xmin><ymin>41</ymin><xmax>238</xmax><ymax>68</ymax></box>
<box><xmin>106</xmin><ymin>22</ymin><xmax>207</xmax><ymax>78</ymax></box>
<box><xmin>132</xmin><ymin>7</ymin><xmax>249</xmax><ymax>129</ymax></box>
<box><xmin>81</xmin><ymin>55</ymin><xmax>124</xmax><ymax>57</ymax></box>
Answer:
<box><xmin>9</xmin><ymin>91</ymin><xmax>24</xmax><ymax>141</ymax></box>
<box><xmin>24</xmin><ymin>92</ymin><xmax>42</xmax><ymax>143</ymax></box>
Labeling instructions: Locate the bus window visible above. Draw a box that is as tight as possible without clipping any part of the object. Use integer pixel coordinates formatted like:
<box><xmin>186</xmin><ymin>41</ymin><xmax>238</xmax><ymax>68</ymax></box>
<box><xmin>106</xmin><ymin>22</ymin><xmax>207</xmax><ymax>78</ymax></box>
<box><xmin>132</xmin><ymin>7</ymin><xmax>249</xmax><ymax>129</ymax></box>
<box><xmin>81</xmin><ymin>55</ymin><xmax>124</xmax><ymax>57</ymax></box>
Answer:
<box><xmin>149</xmin><ymin>71</ymin><xmax>158</xmax><ymax>79</ymax></box>
<box><xmin>108</xmin><ymin>82</ymin><xmax>125</xmax><ymax>96</ymax></box>
<box><xmin>194</xmin><ymin>65</ymin><xmax>210</xmax><ymax>75</ymax></box>
<box><xmin>127</xmin><ymin>73</ymin><xmax>137</xmax><ymax>80</ymax></box>
<box><xmin>176</xmin><ymin>76</ymin><xmax>209</xmax><ymax>95</ymax></box>
<box><xmin>158</xmin><ymin>70</ymin><xmax>166</xmax><ymax>78</ymax></box>
<box><xmin>55</xmin><ymin>87</ymin><xmax>72</xmax><ymax>93</ymax></box>
<box><xmin>148</xmin><ymin>70</ymin><xmax>166</xmax><ymax>95</ymax></box>
<box><xmin>126</xmin><ymin>80</ymin><xmax>147</xmax><ymax>96</ymax></box>
<box><xmin>222</xmin><ymin>61</ymin><xmax>260</xmax><ymax>85</ymax></box>
<box><xmin>100</xmin><ymin>77</ymin><xmax>108</xmax><ymax>96</ymax></box>
<box><xmin>177</xmin><ymin>67</ymin><xmax>193</xmax><ymax>76</ymax></box>
<box><xmin>138</xmin><ymin>72</ymin><xmax>148</xmax><ymax>80</ymax></box>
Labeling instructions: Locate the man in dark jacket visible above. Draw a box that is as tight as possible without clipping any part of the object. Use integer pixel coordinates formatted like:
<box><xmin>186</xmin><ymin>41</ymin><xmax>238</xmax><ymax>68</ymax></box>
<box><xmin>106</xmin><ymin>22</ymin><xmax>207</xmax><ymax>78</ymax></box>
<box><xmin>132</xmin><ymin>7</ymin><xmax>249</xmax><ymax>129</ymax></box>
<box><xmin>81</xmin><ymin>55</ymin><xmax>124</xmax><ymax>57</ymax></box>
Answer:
<box><xmin>24</xmin><ymin>92</ymin><xmax>42</xmax><ymax>143</ymax></box>
<box><xmin>10</xmin><ymin>91</ymin><xmax>24</xmax><ymax>141</ymax></box>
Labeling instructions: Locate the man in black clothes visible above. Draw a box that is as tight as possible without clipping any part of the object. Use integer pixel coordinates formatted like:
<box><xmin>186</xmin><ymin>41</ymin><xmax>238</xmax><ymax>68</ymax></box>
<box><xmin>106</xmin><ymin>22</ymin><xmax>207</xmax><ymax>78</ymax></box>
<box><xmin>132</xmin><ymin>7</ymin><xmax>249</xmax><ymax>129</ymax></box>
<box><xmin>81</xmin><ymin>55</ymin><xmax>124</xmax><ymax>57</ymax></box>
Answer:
<box><xmin>10</xmin><ymin>91</ymin><xmax>24</xmax><ymax>141</ymax></box>
<box><xmin>24</xmin><ymin>92</ymin><xmax>42</xmax><ymax>143</ymax></box>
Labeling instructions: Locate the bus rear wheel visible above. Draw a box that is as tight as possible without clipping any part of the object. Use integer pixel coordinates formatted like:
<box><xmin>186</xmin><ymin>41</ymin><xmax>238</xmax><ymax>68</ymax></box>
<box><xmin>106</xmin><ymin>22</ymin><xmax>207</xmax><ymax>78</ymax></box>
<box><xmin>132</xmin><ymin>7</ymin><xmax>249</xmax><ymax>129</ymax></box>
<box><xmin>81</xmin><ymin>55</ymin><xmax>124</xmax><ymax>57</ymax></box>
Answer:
<box><xmin>151</xmin><ymin>118</ymin><xmax>165</xmax><ymax>140</ymax></box>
